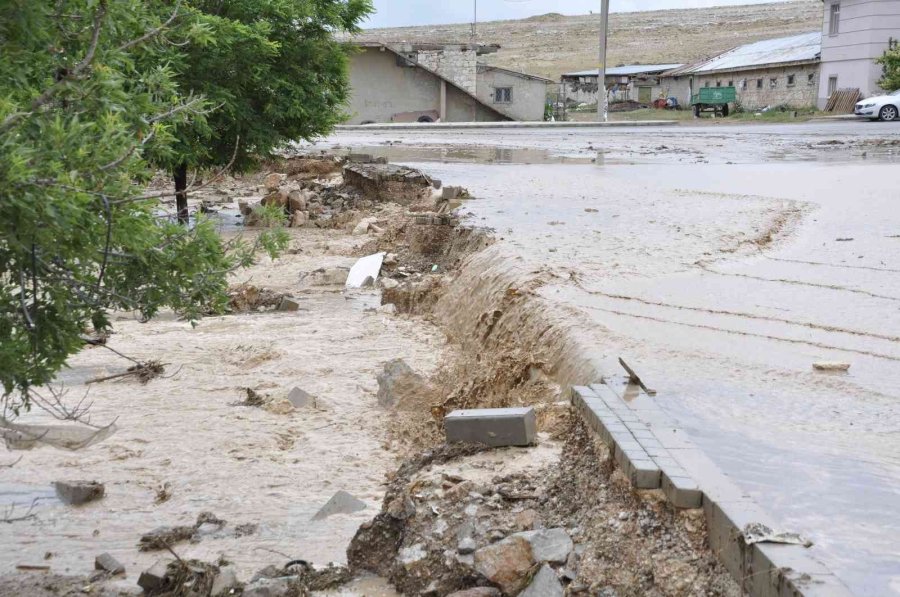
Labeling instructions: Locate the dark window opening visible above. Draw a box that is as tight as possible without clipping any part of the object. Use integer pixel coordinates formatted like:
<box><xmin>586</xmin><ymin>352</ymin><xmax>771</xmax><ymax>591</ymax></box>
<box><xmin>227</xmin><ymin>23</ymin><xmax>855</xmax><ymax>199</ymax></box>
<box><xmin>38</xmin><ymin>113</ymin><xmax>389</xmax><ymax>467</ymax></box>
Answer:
<box><xmin>494</xmin><ymin>87</ymin><xmax>513</xmax><ymax>103</ymax></box>
<box><xmin>757</xmin><ymin>78</ymin><xmax>763</xmax><ymax>89</ymax></box>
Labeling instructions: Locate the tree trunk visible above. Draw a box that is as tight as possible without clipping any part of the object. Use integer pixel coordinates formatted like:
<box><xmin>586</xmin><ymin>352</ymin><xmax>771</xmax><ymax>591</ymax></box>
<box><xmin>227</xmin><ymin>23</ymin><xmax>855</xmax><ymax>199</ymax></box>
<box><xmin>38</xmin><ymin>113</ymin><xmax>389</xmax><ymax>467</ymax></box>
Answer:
<box><xmin>174</xmin><ymin>163</ymin><xmax>188</xmax><ymax>225</ymax></box>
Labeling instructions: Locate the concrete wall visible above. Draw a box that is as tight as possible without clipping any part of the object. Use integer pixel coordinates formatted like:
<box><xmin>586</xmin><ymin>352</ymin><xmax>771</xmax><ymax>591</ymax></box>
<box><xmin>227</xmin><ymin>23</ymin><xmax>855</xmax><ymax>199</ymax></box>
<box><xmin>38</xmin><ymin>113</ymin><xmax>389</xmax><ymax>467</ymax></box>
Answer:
<box><xmin>476</xmin><ymin>67</ymin><xmax>550</xmax><ymax>121</ymax></box>
<box><xmin>562</xmin><ymin>75</ymin><xmax>674</xmax><ymax>106</ymax></box>
<box><xmin>417</xmin><ymin>48</ymin><xmax>478</xmax><ymax>95</ymax></box>
<box><xmin>819</xmin><ymin>0</ymin><xmax>900</xmax><ymax>106</ymax></box>
<box><xmin>346</xmin><ymin>48</ymin><xmax>504</xmax><ymax>124</ymax></box>
<box><xmin>693</xmin><ymin>63</ymin><xmax>820</xmax><ymax>109</ymax></box>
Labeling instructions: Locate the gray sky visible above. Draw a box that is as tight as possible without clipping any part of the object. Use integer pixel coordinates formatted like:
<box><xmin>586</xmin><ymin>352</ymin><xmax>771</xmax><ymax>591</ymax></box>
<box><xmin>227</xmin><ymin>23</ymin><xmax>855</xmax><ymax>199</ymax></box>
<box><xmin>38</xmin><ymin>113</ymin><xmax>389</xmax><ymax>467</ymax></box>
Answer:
<box><xmin>363</xmin><ymin>0</ymin><xmax>790</xmax><ymax>28</ymax></box>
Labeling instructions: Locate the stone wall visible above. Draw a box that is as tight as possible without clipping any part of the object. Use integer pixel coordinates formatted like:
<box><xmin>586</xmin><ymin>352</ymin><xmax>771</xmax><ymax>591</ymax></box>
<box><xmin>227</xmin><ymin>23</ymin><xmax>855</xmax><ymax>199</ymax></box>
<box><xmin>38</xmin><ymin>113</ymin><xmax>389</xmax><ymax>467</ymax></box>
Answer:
<box><xmin>694</xmin><ymin>63</ymin><xmax>820</xmax><ymax>109</ymax></box>
<box><xmin>416</xmin><ymin>48</ymin><xmax>478</xmax><ymax>95</ymax></box>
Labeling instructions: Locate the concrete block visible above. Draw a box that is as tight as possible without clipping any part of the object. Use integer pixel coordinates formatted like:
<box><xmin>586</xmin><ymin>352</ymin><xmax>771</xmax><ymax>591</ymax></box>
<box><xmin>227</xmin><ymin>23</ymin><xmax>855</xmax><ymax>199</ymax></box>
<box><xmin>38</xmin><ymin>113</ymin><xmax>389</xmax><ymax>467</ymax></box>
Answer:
<box><xmin>628</xmin><ymin>459</ymin><xmax>662</xmax><ymax>489</ymax></box>
<box><xmin>570</xmin><ymin>385</ymin><xmax>597</xmax><ymax>402</ymax></box>
<box><xmin>445</xmin><ymin>407</ymin><xmax>536</xmax><ymax>447</ymax></box>
<box><xmin>703</xmin><ymin>497</ymin><xmax>779</xmax><ymax>581</ymax></box>
<box><xmin>138</xmin><ymin>560</ymin><xmax>170</xmax><ymax>592</ymax></box>
<box><xmin>662</xmin><ymin>474</ymin><xmax>703</xmax><ymax>509</ymax></box>
<box><xmin>278</xmin><ymin>297</ymin><xmax>301</xmax><ymax>312</ymax></box>
<box><xmin>519</xmin><ymin>564</ymin><xmax>564</xmax><ymax>597</ymax></box>
<box><xmin>287</xmin><ymin>387</ymin><xmax>316</xmax><ymax>408</ymax></box>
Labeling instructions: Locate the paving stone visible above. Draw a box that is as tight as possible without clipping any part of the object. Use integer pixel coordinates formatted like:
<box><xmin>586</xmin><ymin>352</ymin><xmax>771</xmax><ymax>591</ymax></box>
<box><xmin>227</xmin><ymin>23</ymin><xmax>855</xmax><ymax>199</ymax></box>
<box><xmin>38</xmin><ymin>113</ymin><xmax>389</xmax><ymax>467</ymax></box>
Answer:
<box><xmin>628</xmin><ymin>458</ymin><xmax>662</xmax><ymax>489</ymax></box>
<box><xmin>53</xmin><ymin>481</ymin><xmax>105</xmax><ymax>505</ymax></box>
<box><xmin>662</xmin><ymin>474</ymin><xmax>703</xmax><ymax>509</ymax></box>
<box><xmin>514</xmin><ymin>528</ymin><xmax>573</xmax><ymax>564</ymax></box>
<box><xmin>519</xmin><ymin>564</ymin><xmax>564</xmax><ymax>597</ymax></box>
<box><xmin>94</xmin><ymin>553</ymin><xmax>124</xmax><ymax>575</ymax></box>
<box><xmin>445</xmin><ymin>407</ymin><xmax>536</xmax><ymax>447</ymax></box>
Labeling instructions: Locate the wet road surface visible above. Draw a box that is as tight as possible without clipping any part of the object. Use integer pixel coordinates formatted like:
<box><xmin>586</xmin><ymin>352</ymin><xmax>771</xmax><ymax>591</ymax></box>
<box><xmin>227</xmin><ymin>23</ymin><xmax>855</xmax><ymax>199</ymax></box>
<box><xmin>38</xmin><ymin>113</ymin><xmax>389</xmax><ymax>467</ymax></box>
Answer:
<box><xmin>314</xmin><ymin>120</ymin><xmax>900</xmax><ymax>595</ymax></box>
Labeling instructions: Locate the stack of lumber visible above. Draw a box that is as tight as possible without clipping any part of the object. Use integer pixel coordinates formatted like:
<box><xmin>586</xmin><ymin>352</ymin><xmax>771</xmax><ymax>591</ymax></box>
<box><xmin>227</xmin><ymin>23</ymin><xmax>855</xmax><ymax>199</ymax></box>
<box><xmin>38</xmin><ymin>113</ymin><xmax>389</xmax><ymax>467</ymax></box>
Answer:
<box><xmin>825</xmin><ymin>88</ymin><xmax>861</xmax><ymax>113</ymax></box>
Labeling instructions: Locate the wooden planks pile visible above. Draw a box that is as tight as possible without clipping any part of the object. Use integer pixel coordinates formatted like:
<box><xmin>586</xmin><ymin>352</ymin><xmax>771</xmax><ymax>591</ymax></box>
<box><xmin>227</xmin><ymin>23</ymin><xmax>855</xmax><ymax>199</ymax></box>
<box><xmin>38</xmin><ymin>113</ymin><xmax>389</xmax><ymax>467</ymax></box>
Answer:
<box><xmin>825</xmin><ymin>88</ymin><xmax>861</xmax><ymax>113</ymax></box>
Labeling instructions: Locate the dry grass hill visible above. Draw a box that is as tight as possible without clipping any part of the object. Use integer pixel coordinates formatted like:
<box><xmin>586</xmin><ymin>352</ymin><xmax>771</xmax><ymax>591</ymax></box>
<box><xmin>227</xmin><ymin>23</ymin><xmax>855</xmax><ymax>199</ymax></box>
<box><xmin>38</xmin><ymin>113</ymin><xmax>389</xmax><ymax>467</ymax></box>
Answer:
<box><xmin>351</xmin><ymin>1</ymin><xmax>823</xmax><ymax>80</ymax></box>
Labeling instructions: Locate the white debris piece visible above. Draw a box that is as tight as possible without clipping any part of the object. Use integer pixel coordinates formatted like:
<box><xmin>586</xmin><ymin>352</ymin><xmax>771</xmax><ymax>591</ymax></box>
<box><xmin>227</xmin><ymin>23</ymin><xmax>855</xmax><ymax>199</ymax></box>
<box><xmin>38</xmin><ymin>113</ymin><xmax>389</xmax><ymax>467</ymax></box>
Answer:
<box><xmin>346</xmin><ymin>252</ymin><xmax>385</xmax><ymax>289</ymax></box>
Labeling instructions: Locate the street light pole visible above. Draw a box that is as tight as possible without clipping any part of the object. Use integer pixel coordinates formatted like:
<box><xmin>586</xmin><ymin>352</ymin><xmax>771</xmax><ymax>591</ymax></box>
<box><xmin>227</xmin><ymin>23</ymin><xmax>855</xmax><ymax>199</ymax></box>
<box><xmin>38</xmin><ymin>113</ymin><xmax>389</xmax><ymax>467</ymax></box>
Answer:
<box><xmin>473</xmin><ymin>0</ymin><xmax>477</xmax><ymax>38</ymax></box>
<box><xmin>597</xmin><ymin>0</ymin><xmax>610</xmax><ymax>122</ymax></box>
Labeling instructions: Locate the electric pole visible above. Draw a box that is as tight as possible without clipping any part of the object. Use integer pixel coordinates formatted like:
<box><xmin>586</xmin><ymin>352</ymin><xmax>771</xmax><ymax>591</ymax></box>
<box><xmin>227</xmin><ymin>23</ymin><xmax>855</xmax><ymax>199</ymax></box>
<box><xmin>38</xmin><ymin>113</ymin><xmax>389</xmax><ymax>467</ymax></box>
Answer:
<box><xmin>597</xmin><ymin>0</ymin><xmax>610</xmax><ymax>122</ymax></box>
<box><xmin>472</xmin><ymin>0</ymin><xmax>477</xmax><ymax>38</ymax></box>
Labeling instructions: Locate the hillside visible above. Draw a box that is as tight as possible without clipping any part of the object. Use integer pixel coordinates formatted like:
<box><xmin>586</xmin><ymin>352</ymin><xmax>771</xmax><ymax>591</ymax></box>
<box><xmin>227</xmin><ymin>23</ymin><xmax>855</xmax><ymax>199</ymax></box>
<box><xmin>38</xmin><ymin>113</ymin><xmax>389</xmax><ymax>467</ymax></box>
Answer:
<box><xmin>351</xmin><ymin>1</ymin><xmax>823</xmax><ymax>80</ymax></box>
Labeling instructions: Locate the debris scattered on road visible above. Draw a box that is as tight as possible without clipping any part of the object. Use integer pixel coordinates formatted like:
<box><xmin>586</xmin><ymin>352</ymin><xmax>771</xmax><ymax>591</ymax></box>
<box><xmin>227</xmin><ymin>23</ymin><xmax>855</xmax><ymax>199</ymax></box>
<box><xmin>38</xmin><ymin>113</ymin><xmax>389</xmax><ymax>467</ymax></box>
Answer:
<box><xmin>287</xmin><ymin>387</ymin><xmax>317</xmax><ymax>409</ymax></box>
<box><xmin>812</xmin><ymin>361</ymin><xmax>851</xmax><ymax>372</ymax></box>
<box><xmin>312</xmin><ymin>490</ymin><xmax>368</xmax><ymax>521</ymax></box>
<box><xmin>346</xmin><ymin>252</ymin><xmax>385</xmax><ymax>288</ymax></box>
<box><xmin>376</xmin><ymin>359</ymin><xmax>428</xmax><ymax>408</ymax></box>
<box><xmin>743</xmin><ymin>522</ymin><xmax>813</xmax><ymax>547</ymax></box>
<box><xmin>444</xmin><ymin>407</ymin><xmax>537</xmax><ymax>447</ymax></box>
<box><xmin>94</xmin><ymin>553</ymin><xmax>125</xmax><ymax>576</ymax></box>
<box><xmin>53</xmin><ymin>481</ymin><xmax>105</xmax><ymax>506</ymax></box>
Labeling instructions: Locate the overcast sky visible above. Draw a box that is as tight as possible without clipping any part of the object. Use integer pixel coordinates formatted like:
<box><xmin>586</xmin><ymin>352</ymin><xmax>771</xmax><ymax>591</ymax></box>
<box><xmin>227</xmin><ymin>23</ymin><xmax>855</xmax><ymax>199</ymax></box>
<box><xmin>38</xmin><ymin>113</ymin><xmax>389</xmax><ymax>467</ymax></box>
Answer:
<box><xmin>363</xmin><ymin>0</ymin><xmax>790</xmax><ymax>28</ymax></box>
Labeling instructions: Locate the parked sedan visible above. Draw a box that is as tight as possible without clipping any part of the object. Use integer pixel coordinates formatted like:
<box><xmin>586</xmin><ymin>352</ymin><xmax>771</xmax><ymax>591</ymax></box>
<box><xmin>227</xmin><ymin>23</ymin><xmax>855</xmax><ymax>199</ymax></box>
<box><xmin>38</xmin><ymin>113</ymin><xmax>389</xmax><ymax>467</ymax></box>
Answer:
<box><xmin>854</xmin><ymin>89</ymin><xmax>900</xmax><ymax>121</ymax></box>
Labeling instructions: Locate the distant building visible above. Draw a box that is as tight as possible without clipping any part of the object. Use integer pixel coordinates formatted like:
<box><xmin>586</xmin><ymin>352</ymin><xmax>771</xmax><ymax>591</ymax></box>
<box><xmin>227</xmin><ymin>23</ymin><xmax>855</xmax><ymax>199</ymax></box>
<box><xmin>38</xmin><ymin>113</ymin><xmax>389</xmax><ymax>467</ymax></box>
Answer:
<box><xmin>345</xmin><ymin>43</ymin><xmax>552</xmax><ymax>123</ymax></box>
<box><xmin>560</xmin><ymin>64</ymin><xmax>683</xmax><ymax>106</ymax></box>
<box><xmin>660</xmin><ymin>32</ymin><xmax>822</xmax><ymax>110</ymax></box>
<box><xmin>818</xmin><ymin>0</ymin><xmax>900</xmax><ymax>107</ymax></box>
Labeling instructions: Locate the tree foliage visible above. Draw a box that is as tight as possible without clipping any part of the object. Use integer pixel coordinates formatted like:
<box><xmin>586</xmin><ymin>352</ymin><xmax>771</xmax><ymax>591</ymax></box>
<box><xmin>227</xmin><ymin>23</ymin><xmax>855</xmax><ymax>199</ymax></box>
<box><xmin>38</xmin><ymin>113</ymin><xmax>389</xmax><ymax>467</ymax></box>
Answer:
<box><xmin>877</xmin><ymin>44</ymin><xmax>900</xmax><ymax>92</ymax></box>
<box><xmin>0</xmin><ymin>1</ymin><xmax>303</xmax><ymax>415</ymax></box>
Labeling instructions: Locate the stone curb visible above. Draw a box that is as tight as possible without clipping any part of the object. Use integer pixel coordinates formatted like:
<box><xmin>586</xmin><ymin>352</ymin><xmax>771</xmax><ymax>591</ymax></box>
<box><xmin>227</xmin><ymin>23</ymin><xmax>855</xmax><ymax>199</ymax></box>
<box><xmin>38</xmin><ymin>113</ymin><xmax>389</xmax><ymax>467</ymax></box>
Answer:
<box><xmin>336</xmin><ymin>121</ymin><xmax>680</xmax><ymax>131</ymax></box>
<box><xmin>570</xmin><ymin>379</ymin><xmax>855</xmax><ymax>597</ymax></box>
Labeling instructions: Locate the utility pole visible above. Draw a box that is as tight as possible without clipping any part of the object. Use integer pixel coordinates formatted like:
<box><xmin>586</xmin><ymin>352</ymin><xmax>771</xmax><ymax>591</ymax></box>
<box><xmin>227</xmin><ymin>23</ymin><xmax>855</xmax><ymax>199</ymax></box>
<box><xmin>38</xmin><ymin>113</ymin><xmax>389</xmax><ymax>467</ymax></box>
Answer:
<box><xmin>597</xmin><ymin>0</ymin><xmax>610</xmax><ymax>122</ymax></box>
<box><xmin>472</xmin><ymin>0</ymin><xmax>477</xmax><ymax>38</ymax></box>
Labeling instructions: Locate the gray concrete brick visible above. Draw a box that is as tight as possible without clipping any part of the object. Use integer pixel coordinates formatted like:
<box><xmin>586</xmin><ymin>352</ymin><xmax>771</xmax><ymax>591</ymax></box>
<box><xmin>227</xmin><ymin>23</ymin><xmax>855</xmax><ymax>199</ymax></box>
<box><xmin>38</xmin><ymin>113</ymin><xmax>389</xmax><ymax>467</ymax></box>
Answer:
<box><xmin>629</xmin><ymin>459</ymin><xmax>662</xmax><ymax>489</ymax></box>
<box><xmin>661</xmin><ymin>474</ymin><xmax>702</xmax><ymax>509</ymax></box>
<box><xmin>444</xmin><ymin>407</ymin><xmax>536</xmax><ymax>447</ymax></box>
<box><xmin>629</xmin><ymin>429</ymin><xmax>656</xmax><ymax>441</ymax></box>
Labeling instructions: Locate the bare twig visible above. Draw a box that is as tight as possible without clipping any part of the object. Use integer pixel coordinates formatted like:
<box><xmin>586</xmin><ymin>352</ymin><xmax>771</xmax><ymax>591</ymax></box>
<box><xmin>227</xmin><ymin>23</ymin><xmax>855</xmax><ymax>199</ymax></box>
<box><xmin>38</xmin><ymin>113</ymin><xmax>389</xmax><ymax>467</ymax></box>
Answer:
<box><xmin>1</xmin><ymin>498</ymin><xmax>40</xmax><ymax>524</ymax></box>
<box><xmin>0</xmin><ymin>456</ymin><xmax>23</xmax><ymax>469</ymax></box>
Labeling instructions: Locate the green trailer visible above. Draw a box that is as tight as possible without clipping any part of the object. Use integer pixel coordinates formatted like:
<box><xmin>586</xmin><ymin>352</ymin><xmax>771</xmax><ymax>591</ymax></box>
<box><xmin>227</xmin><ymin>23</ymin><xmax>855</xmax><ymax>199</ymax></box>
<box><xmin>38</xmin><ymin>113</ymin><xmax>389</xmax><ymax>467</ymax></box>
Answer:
<box><xmin>691</xmin><ymin>86</ymin><xmax>736</xmax><ymax>117</ymax></box>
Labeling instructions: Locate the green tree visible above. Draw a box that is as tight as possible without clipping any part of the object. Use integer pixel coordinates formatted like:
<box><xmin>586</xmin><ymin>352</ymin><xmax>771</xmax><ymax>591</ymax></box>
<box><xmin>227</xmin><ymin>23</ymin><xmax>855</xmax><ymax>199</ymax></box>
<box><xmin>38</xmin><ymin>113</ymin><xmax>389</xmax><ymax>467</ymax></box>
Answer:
<box><xmin>877</xmin><ymin>43</ymin><xmax>900</xmax><ymax>91</ymax></box>
<box><xmin>161</xmin><ymin>0</ymin><xmax>372</xmax><ymax>222</ymax></box>
<box><xmin>0</xmin><ymin>1</ymin><xmax>284</xmax><ymax>417</ymax></box>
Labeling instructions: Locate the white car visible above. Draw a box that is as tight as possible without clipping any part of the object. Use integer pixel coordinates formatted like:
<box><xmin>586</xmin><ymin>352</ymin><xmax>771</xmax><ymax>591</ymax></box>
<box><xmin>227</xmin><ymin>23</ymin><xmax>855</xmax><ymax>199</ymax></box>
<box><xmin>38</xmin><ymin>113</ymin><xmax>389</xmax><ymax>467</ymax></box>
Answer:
<box><xmin>854</xmin><ymin>89</ymin><xmax>900</xmax><ymax>121</ymax></box>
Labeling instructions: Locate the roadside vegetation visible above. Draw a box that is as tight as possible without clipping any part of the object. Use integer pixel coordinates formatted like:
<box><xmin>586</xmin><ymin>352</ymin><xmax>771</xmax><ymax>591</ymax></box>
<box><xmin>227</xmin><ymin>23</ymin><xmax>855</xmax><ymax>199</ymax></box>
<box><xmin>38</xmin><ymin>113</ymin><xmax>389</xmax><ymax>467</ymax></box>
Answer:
<box><xmin>0</xmin><ymin>0</ymin><xmax>371</xmax><ymax>417</ymax></box>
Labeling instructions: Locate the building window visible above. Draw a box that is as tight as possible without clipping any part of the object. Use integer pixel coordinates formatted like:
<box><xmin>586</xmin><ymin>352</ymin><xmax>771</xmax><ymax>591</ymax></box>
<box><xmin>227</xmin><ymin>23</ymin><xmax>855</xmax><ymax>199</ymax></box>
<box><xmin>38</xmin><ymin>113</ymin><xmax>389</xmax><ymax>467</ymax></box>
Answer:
<box><xmin>728</xmin><ymin>80</ymin><xmax>733</xmax><ymax>87</ymax></box>
<box><xmin>787</xmin><ymin>74</ymin><xmax>796</xmax><ymax>87</ymax></box>
<box><xmin>704</xmin><ymin>81</ymin><xmax>710</xmax><ymax>88</ymax></box>
<box><xmin>829</xmin><ymin>3</ymin><xmax>840</xmax><ymax>35</ymax></box>
<box><xmin>740</xmin><ymin>79</ymin><xmax>747</xmax><ymax>90</ymax></box>
<box><xmin>770</xmin><ymin>77</ymin><xmax>778</xmax><ymax>89</ymax></box>
<box><xmin>494</xmin><ymin>87</ymin><xmax>512</xmax><ymax>103</ymax></box>
<box><xmin>716</xmin><ymin>80</ymin><xmax>722</xmax><ymax>87</ymax></box>
<box><xmin>757</xmin><ymin>78</ymin><xmax>763</xmax><ymax>89</ymax></box>
<box><xmin>808</xmin><ymin>73</ymin><xmax>816</xmax><ymax>86</ymax></box>
<box><xmin>828</xmin><ymin>76</ymin><xmax>838</xmax><ymax>96</ymax></box>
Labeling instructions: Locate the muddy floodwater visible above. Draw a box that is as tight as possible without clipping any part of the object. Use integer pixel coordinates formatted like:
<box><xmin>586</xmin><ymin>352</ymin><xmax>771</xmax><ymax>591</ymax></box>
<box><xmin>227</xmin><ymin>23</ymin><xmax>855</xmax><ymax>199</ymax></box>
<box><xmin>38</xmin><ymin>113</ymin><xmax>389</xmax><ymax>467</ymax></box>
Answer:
<box><xmin>316</xmin><ymin>121</ymin><xmax>900</xmax><ymax>596</ymax></box>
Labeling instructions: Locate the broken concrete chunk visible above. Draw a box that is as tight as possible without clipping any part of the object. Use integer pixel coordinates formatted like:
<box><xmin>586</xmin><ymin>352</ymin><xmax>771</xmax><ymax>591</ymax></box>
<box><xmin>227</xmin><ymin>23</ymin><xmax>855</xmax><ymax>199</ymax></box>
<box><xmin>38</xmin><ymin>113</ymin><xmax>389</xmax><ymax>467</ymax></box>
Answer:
<box><xmin>473</xmin><ymin>535</ymin><xmax>534</xmax><ymax>595</ymax></box>
<box><xmin>519</xmin><ymin>564</ymin><xmax>564</xmax><ymax>597</ymax></box>
<box><xmin>812</xmin><ymin>361</ymin><xmax>851</xmax><ymax>372</ymax></box>
<box><xmin>348</xmin><ymin>153</ymin><xmax>374</xmax><ymax>163</ymax></box>
<box><xmin>94</xmin><ymin>553</ymin><xmax>124</xmax><ymax>575</ymax></box>
<box><xmin>287</xmin><ymin>387</ymin><xmax>316</xmax><ymax>409</ymax></box>
<box><xmin>514</xmin><ymin>528</ymin><xmax>573</xmax><ymax>564</ymax></box>
<box><xmin>243</xmin><ymin>577</ymin><xmax>293</xmax><ymax>597</ymax></box>
<box><xmin>312</xmin><ymin>490</ymin><xmax>367</xmax><ymax>521</ymax></box>
<box><xmin>346</xmin><ymin>252</ymin><xmax>385</xmax><ymax>288</ymax></box>
<box><xmin>458</xmin><ymin>537</ymin><xmax>477</xmax><ymax>555</ymax></box>
<box><xmin>377</xmin><ymin>303</ymin><xmax>398</xmax><ymax>315</ymax></box>
<box><xmin>139</xmin><ymin>525</ymin><xmax>195</xmax><ymax>551</ymax></box>
<box><xmin>442</xmin><ymin>186</ymin><xmax>467</xmax><ymax>200</ymax></box>
<box><xmin>301</xmin><ymin>267</ymin><xmax>349</xmax><ymax>287</ymax></box>
<box><xmin>53</xmin><ymin>481</ymin><xmax>105</xmax><ymax>505</ymax></box>
<box><xmin>444</xmin><ymin>407</ymin><xmax>537</xmax><ymax>448</ymax></box>
<box><xmin>137</xmin><ymin>560</ymin><xmax>170</xmax><ymax>592</ymax></box>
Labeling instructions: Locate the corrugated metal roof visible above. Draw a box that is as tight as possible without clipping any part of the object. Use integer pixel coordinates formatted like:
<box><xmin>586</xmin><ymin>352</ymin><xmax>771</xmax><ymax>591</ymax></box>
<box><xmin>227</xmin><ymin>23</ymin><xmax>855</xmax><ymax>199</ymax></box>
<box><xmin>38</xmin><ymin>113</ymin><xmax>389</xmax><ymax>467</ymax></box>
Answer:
<box><xmin>675</xmin><ymin>32</ymin><xmax>821</xmax><ymax>75</ymax></box>
<box><xmin>563</xmin><ymin>64</ymin><xmax>683</xmax><ymax>77</ymax></box>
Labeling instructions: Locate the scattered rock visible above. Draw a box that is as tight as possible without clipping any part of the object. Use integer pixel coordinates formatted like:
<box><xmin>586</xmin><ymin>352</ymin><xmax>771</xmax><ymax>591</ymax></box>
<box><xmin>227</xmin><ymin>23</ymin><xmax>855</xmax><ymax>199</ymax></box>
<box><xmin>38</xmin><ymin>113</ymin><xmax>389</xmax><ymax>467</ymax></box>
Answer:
<box><xmin>348</xmin><ymin>153</ymin><xmax>375</xmax><ymax>163</ymax></box>
<box><xmin>287</xmin><ymin>387</ymin><xmax>317</xmax><ymax>409</ymax></box>
<box><xmin>377</xmin><ymin>303</ymin><xmax>398</xmax><ymax>315</ymax></box>
<box><xmin>813</xmin><ymin>361</ymin><xmax>851</xmax><ymax>372</ymax></box>
<box><xmin>261</xmin><ymin>189</ymin><xmax>289</xmax><ymax>208</ymax></box>
<box><xmin>458</xmin><ymin>537</ymin><xmax>477</xmax><ymax>555</ymax></box>
<box><xmin>290</xmin><ymin>210</ymin><xmax>309</xmax><ymax>228</ymax></box>
<box><xmin>53</xmin><ymin>481</ymin><xmax>105</xmax><ymax>506</ymax></box>
<box><xmin>514</xmin><ymin>509</ymin><xmax>540</xmax><ymax>531</ymax></box>
<box><xmin>376</xmin><ymin>359</ymin><xmax>427</xmax><ymax>408</ymax></box>
<box><xmin>353</xmin><ymin>217</ymin><xmax>379</xmax><ymax>235</ymax></box>
<box><xmin>300</xmin><ymin>267</ymin><xmax>349</xmax><ymax>287</ymax></box>
<box><xmin>519</xmin><ymin>564</ymin><xmax>564</xmax><ymax>597</ymax></box>
<box><xmin>514</xmin><ymin>528</ymin><xmax>573</xmax><ymax>564</ymax></box>
<box><xmin>288</xmin><ymin>189</ymin><xmax>308</xmax><ymax>212</ymax></box>
<box><xmin>380</xmin><ymin>277</ymin><xmax>400</xmax><ymax>290</ymax></box>
<box><xmin>473</xmin><ymin>535</ymin><xmax>534</xmax><ymax>595</ymax></box>
<box><xmin>312</xmin><ymin>490</ymin><xmax>367</xmax><ymax>521</ymax></box>
<box><xmin>211</xmin><ymin>566</ymin><xmax>239</xmax><ymax>596</ymax></box>
<box><xmin>139</xmin><ymin>525</ymin><xmax>195</xmax><ymax>551</ymax></box>
<box><xmin>137</xmin><ymin>560</ymin><xmax>170</xmax><ymax>592</ymax></box>
<box><xmin>94</xmin><ymin>553</ymin><xmax>124</xmax><ymax>576</ymax></box>
<box><xmin>263</xmin><ymin>173</ymin><xmax>286</xmax><ymax>191</ymax></box>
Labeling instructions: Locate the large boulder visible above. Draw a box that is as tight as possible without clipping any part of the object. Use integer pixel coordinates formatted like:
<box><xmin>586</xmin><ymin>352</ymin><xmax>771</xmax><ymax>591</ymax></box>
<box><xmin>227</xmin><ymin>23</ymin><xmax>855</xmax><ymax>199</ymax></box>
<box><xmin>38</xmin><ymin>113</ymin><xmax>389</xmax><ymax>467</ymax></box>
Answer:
<box><xmin>472</xmin><ymin>535</ymin><xmax>534</xmax><ymax>595</ymax></box>
<box><xmin>513</xmin><ymin>528</ymin><xmax>573</xmax><ymax>564</ymax></box>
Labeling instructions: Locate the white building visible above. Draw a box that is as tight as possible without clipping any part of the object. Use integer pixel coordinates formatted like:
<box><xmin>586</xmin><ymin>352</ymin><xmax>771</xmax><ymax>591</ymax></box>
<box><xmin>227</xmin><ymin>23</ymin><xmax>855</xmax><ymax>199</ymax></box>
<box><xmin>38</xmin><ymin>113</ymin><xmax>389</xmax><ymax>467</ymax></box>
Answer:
<box><xmin>818</xmin><ymin>0</ymin><xmax>900</xmax><ymax>107</ymax></box>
